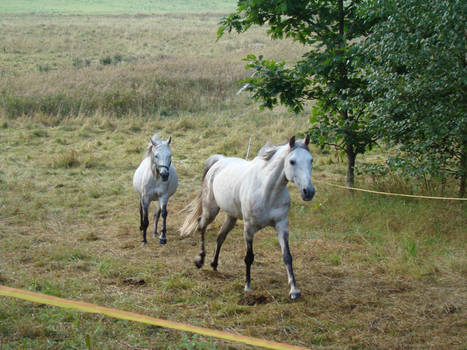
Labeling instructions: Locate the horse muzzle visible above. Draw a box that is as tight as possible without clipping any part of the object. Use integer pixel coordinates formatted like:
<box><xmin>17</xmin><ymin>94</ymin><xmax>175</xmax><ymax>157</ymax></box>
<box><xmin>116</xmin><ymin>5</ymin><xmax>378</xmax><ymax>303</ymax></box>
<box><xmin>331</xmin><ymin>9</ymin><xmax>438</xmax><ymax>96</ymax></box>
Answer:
<box><xmin>301</xmin><ymin>186</ymin><xmax>315</xmax><ymax>201</ymax></box>
<box><xmin>160</xmin><ymin>172</ymin><xmax>169</xmax><ymax>182</ymax></box>
<box><xmin>157</xmin><ymin>165</ymin><xmax>170</xmax><ymax>182</ymax></box>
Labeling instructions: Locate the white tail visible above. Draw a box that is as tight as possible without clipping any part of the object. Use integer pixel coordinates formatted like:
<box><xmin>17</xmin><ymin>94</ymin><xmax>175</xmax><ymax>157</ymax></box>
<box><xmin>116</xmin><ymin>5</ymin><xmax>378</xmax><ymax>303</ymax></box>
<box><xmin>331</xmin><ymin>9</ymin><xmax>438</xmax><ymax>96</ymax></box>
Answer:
<box><xmin>179</xmin><ymin>195</ymin><xmax>202</xmax><ymax>237</ymax></box>
<box><xmin>179</xmin><ymin>154</ymin><xmax>224</xmax><ymax>237</ymax></box>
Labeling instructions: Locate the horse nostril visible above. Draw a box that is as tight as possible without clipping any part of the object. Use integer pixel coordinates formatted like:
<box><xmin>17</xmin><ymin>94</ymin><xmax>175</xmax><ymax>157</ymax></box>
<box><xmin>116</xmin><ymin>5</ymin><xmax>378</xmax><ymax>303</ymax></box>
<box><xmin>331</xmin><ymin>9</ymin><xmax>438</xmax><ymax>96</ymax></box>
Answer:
<box><xmin>302</xmin><ymin>187</ymin><xmax>315</xmax><ymax>200</ymax></box>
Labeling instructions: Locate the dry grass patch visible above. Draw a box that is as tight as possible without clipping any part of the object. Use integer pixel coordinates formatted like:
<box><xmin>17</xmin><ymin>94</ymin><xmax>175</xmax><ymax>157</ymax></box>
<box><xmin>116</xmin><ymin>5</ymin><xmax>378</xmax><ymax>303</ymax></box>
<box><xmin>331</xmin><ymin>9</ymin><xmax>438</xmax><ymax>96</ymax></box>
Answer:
<box><xmin>1</xmin><ymin>112</ymin><xmax>465</xmax><ymax>349</ymax></box>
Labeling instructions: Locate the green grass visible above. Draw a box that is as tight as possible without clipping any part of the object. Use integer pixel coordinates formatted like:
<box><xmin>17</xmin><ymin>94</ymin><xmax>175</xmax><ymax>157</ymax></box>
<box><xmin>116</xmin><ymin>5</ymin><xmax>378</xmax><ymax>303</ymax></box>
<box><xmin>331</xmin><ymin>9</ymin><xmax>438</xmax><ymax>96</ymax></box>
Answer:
<box><xmin>0</xmin><ymin>8</ymin><xmax>466</xmax><ymax>350</ymax></box>
<box><xmin>0</xmin><ymin>0</ymin><xmax>236</xmax><ymax>14</ymax></box>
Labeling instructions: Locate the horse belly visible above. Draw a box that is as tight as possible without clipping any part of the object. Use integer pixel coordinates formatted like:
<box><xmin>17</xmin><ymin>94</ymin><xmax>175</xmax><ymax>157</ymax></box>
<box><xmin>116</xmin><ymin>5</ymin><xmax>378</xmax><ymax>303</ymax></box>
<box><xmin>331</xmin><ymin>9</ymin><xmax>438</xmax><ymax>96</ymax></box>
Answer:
<box><xmin>213</xmin><ymin>186</ymin><xmax>242</xmax><ymax>218</ymax></box>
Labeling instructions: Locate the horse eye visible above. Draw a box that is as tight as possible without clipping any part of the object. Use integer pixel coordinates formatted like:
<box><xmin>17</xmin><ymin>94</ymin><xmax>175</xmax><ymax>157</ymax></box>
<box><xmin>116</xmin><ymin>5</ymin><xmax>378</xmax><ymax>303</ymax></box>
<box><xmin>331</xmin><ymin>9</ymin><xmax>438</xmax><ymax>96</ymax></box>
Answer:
<box><xmin>290</xmin><ymin>160</ymin><xmax>296</xmax><ymax>166</ymax></box>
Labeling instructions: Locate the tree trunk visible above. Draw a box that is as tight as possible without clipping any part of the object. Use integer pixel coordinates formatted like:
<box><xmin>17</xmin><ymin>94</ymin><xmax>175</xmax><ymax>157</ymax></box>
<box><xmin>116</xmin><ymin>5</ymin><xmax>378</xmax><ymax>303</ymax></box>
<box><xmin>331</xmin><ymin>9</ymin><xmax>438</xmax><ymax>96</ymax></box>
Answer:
<box><xmin>339</xmin><ymin>0</ymin><xmax>355</xmax><ymax>189</ymax></box>
<box><xmin>460</xmin><ymin>138</ymin><xmax>467</xmax><ymax>198</ymax></box>
<box><xmin>338</xmin><ymin>0</ymin><xmax>344</xmax><ymax>39</ymax></box>
<box><xmin>346</xmin><ymin>145</ymin><xmax>356</xmax><ymax>188</ymax></box>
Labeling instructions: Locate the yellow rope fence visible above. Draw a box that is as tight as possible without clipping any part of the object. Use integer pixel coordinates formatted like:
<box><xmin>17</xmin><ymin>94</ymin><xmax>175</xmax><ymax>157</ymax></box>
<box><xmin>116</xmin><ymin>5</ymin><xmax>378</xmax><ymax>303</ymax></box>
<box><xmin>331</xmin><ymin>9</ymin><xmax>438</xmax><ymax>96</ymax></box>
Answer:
<box><xmin>314</xmin><ymin>179</ymin><xmax>467</xmax><ymax>201</ymax></box>
<box><xmin>0</xmin><ymin>285</ymin><xmax>309</xmax><ymax>350</ymax></box>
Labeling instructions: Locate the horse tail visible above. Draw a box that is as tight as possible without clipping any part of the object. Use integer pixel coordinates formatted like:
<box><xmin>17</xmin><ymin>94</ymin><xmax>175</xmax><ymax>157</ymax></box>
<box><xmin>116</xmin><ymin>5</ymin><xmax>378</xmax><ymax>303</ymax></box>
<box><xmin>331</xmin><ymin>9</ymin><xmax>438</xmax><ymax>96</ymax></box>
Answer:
<box><xmin>179</xmin><ymin>154</ymin><xmax>224</xmax><ymax>237</ymax></box>
<box><xmin>179</xmin><ymin>194</ymin><xmax>202</xmax><ymax>237</ymax></box>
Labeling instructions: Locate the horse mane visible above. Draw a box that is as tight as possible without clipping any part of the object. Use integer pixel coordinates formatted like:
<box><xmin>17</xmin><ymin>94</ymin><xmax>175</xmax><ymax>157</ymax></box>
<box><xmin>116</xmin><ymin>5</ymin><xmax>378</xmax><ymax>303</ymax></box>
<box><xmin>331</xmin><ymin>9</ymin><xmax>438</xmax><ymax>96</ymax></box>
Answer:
<box><xmin>256</xmin><ymin>143</ymin><xmax>281</xmax><ymax>161</ymax></box>
<box><xmin>145</xmin><ymin>133</ymin><xmax>163</xmax><ymax>157</ymax></box>
<box><xmin>255</xmin><ymin>140</ymin><xmax>309</xmax><ymax>162</ymax></box>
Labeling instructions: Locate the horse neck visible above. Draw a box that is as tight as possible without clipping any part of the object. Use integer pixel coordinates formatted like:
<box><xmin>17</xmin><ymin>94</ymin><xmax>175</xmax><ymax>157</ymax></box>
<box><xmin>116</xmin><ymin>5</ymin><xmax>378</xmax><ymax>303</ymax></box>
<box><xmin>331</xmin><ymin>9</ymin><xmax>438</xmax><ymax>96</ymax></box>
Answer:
<box><xmin>259</xmin><ymin>146</ymin><xmax>288</xmax><ymax>198</ymax></box>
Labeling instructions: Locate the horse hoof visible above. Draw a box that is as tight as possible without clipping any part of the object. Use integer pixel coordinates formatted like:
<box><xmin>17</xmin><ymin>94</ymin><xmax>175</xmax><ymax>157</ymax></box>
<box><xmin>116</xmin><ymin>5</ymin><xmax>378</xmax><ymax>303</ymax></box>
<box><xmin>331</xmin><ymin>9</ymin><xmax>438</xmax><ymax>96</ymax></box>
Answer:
<box><xmin>194</xmin><ymin>255</ymin><xmax>204</xmax><ymax>268</ymax></box>
<box><xmin>153</xmin><ymin>232</ymin><xmax>158</xmax><ymax>238</ymax></box>
<box><xmin>159</xmin><ymin>237</ymin><xmax>167</xmax><ymax>245</ymax></box>
<box><xmin>290</xmin><ymin>291</ymin><xmax>301</xmax><ymax>300</ymax></box>
<box><xmin>141</xmin><ymin>241</ymin><xmax>147</xmax><ymax>246</ymax></box>
<box><xmin>210</xmin><ymin>262</ymin><xmax>218</xmax><ymax>271</ymax></box>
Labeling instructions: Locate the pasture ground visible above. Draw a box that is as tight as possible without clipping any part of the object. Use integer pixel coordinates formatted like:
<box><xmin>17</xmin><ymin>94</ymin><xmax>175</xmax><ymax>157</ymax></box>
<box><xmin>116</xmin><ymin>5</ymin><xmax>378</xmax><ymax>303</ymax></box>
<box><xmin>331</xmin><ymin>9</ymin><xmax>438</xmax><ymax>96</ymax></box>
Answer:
<box><xmin>0</xmin><ymin>8</ymin><xmax>466</xmax><ymax>350</ymax></box>
<box><xmin>0</xmin><ymin>0</ymin><xmax>236</xmax><ymax>15</ymax></box>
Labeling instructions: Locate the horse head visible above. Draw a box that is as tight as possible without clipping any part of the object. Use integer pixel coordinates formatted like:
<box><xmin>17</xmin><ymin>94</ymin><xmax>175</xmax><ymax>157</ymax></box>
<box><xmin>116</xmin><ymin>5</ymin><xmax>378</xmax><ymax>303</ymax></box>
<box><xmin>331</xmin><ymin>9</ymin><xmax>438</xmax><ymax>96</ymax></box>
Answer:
<box><xmin>284</xmin><ymin>135</ymin><xmax>315</xmax><ymax>201</ymax></box>
<box><xmin>151</xmin><ymin>136</ymin><xmax>172</xmax><ymax>182</ymax></box>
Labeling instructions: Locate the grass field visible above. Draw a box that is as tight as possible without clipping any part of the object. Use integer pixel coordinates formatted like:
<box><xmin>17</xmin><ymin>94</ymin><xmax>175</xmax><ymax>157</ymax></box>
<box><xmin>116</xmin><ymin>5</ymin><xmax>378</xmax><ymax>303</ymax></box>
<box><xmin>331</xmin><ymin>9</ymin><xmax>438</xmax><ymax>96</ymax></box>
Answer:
<box><xmin>0</xmin><ymin>4</ymin><xmax>466</xmax><ymax>350</ymax></box>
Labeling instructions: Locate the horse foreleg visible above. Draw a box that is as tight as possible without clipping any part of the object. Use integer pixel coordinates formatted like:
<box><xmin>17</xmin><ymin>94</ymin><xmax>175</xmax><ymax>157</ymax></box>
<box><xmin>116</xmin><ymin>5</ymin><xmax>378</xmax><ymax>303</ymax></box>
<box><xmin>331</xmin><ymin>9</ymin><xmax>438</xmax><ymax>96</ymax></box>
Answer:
<box><xmin>140</xmin><ymin>199</ymin><xmax>149</xmax><ymax>246</ymax></box>
<box><xmin>275</xmin><ymin>220</ymin><xmax>300</xmax><ymax>300</ymax></box>
<box><xmin>243</xmin><ymin>227</ymin><xmax>255</xmax><ymax>292</ymax></box>
<box><xmin>211</xmin><ymin>215</ymin><xmax>236</xmax><ymax>271</ymax></box>
<box><xmin>139</xmin><ymin>201</ymin><xmax>143</xmax><ymax>231</ymax></box>
<box><xmin>153</xmin><ymin>206</ymin><xmax>161</xmax><ymax>239</ymax></box>
<box><xmin>159</xmin><ymin>203</ymin><xmax>168</xmax><ymax>245</ymax></box>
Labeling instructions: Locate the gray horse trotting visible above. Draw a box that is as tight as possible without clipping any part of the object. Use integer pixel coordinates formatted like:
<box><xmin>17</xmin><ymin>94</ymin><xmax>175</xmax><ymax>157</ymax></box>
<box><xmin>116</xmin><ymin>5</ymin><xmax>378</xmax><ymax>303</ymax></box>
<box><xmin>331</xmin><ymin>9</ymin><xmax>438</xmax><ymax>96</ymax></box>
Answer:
<box><xmin>180</xmin><ymin>135</ymin><xmax>315</xmax><ymax>299</ymax></box>
<box><xmin>133</xmin><ymin>133</ymin><xmax>178</xmax><ymax>245</ymax></box>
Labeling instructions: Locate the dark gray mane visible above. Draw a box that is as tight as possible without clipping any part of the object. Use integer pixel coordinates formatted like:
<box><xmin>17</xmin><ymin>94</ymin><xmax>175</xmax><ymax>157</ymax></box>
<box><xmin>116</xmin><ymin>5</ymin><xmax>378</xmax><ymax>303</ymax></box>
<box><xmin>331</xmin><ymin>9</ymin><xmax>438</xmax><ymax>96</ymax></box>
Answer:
<box><xmin>256</xmin><ymin>140</ymin><xmax>309</xmax><ymax>161</ymax></box>
<box><xmin>256</xmin><ymin>144</ymin><xmax>281</xmax><ymax>161</ymax></box>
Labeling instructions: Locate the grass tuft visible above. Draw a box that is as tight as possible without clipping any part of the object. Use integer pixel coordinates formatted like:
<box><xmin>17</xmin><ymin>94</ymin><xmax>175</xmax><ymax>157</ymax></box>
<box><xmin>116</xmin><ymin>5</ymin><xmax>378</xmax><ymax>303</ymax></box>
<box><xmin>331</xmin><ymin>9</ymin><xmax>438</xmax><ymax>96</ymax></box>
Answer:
<box><xmin>52</xmin><ymin>150</ymin><xmax>81</xmax><ymax>168</ymax></box>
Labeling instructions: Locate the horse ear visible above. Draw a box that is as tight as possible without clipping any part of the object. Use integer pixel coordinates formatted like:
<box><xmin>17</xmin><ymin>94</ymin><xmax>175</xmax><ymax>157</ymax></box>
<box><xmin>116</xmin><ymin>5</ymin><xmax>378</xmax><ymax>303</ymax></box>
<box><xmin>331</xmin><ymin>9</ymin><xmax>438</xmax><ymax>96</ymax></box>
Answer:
<box><xmin>289</xmin><ymin>136</ymin><xmax>296</xmax><ymax>148</ymax></box>
<box><xmin>304</xmin><ymin>134</ymin><xmax>310</xmax><ymax>146</ymax></box>
<box><xmin>167</xmin><ymin>136</ymin><xmax>172</xmax><ymax>145</ymax></box>
<box><xmin>150</xmin><ymin>137</ymin><xmax>157</xmax><ymax>146</ymax></box>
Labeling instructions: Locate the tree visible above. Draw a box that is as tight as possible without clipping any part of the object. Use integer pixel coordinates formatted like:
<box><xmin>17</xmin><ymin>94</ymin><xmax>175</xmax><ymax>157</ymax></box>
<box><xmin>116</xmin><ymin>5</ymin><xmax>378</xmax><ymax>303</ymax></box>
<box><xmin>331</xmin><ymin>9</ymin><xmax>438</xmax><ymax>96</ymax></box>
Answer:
<box><xmin>218</xmin><ymin>0</ymin><xmax>380</xmax><ymax>187</ymax></box>
<box><xmin>363</xmin><ymin>0</ymin><xmax>467</xmax><ymax>197</ymax></box>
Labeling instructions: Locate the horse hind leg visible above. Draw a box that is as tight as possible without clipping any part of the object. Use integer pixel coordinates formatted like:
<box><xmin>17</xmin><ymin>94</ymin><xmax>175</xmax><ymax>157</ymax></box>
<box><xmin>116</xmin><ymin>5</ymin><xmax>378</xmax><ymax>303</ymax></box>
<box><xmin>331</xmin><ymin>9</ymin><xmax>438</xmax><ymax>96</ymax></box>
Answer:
<box><xmin>210</xmin><ymin>215</ymin><xmax>236</xmax><ymax>271</ymax></box>
<box><xmin>194</xmin><ymin>195</ymin><xmax>219</xmax><ymax>269</ymax></box>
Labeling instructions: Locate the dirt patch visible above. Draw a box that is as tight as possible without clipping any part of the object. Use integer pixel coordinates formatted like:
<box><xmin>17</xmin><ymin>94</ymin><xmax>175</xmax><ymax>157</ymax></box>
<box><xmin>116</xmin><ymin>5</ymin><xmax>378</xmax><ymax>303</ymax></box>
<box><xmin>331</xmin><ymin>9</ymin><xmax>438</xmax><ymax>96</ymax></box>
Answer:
<box><xmin>120</xmin><ymin>242</ymin><xmax>136</xmax><ymax>249</ymax></box>
<box><xmin>201</xmin><ymin>270</ymin><xmax>235</xmax><ymax>280</ymax></box>
<box><xmin>238</xmin><ymin>293</ymin><xmax>273</xmax><ymax>306</ymax></box>
<box><xmin>121</xmin><ymin>278</ymin><xmax>146</xmax><ymax>286</ymax></box>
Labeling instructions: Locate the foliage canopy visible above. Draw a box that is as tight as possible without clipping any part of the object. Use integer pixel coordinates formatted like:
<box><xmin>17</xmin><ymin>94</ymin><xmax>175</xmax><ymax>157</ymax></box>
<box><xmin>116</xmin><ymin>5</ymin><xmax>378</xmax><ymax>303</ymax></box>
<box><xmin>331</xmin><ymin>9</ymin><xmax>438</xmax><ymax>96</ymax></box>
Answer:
<box><xmin>363</xmin><ymin>0</ymin><xmax>467</xmax><ymax>196</ymax></box>
<box><xmin>219</xmin><ymin>0</ymin><xmax>380</xmax><ymax>187</ymax></box>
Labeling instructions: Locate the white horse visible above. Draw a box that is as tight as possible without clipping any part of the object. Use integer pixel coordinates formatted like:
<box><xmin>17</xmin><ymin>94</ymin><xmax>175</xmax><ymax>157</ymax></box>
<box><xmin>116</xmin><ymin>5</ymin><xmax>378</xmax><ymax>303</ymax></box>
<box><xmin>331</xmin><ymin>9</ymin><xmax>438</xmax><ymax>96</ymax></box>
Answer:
<box><xmin>133</xmin><ymin>134</ymin><xmax>178</xmax><ymax>245</ymax></box>
<box><xmin>180</xmin><ymin>135</ymin><xmax>315</xmax><ymax>299</ymax></box>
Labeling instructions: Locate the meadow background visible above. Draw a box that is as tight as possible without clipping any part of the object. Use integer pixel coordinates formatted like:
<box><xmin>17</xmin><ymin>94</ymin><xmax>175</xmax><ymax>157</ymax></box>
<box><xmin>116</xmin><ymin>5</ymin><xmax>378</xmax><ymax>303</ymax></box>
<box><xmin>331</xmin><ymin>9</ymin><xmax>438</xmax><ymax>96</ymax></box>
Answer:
<box><xmin>0</xmin><ymin>1</ymin><xmax>465</xmax><ymax>349</ymax></box>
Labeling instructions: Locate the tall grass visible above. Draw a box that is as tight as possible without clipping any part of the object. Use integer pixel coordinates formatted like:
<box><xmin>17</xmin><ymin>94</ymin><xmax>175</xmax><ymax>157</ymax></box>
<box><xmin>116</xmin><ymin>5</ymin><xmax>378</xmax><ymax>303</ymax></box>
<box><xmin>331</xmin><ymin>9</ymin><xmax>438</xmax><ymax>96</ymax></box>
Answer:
<box><xmin>0</xmin><ymin>13</ymin><xmax>305</xmax><ymax>119</ymax></box>
<box><xmin>2</xmin><ymin>59</ymin><xmax>244</xmax><ymax>118</ymax></box>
